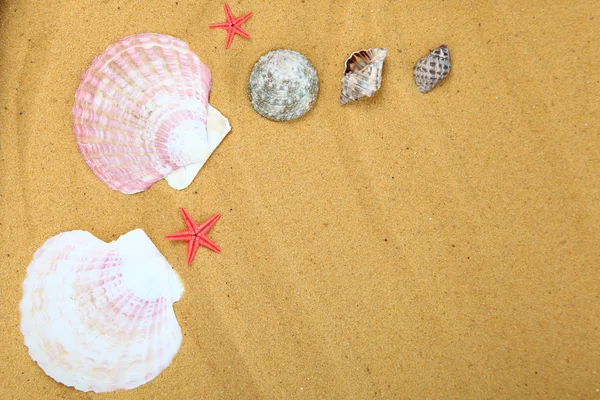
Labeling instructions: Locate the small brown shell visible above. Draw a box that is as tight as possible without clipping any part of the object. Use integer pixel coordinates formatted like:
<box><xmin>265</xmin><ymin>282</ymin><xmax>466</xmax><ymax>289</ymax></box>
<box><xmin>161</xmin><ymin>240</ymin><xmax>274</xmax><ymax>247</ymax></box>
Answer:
<box><xmin>413</xmin><ymin>45</ymin><xmax>451</xmax><ymax>93</ymax></box>
<box><xmin>340</xmin><ymin>48</ymin><xmax>387</xmax><ymax>104</ymax></box>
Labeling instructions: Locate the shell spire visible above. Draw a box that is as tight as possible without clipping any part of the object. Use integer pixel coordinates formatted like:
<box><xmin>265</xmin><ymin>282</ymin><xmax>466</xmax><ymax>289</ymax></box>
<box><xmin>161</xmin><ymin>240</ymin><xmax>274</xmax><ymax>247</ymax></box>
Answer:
<box><xmin>413</xmin><ymin>45</ymin><xmax>451</xmax><ymax>93</ymax></box>
<box><xmin>340</xmin><ymin>48</ymin><xmax>388</xmax><ymax>104</ymax></box>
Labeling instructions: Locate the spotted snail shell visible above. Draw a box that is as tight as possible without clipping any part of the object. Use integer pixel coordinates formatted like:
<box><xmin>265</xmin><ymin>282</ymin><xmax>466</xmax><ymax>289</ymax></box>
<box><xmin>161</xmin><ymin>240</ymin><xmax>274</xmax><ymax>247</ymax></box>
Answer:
<box><xmin>340</xmin><ymin>48</ymin><xmax>387</xmax><ymax>104</ymax></box>
<box><xmin>248</xmin><ymin>49</ymin><xmax>319</xmax><ymax>121</ymax></box>
<box><xmin>413</xmin><ymin>45</ymin><xmax>451</xmax><ymax>93</ymax></box>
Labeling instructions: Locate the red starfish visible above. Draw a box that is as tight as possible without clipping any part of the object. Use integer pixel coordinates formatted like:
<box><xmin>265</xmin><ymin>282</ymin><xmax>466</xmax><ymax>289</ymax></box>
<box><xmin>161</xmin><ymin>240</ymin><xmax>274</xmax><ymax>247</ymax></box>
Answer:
<box><xmin>165</xmin><ymin>208</ymin><xmax>221</xmax><ymax>265</ymax></box>
<box><xmin>209</xmin><ymin>3</ymin><xmax>252</xmax><ymax>49</ymax></box>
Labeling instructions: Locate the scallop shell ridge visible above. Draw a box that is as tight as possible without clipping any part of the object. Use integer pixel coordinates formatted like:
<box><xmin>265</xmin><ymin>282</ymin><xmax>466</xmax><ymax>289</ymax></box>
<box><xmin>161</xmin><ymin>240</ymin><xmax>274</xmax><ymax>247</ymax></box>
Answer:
<box><xmin>248</xmin><ymin>49</ymin><xmax>319</xmax><ymax>121</ymax></box>
<box><xmin>19</xmin><ymin>229</ymin><xmax>184</xmax><ymax>393</ymax></box>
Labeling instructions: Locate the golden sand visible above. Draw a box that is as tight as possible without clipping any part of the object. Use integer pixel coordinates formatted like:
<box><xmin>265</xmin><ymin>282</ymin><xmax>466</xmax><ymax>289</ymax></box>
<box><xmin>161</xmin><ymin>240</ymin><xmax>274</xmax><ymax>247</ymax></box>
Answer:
<box><xmin>0</xmin><ymin>0</ymin><xmax>598</xmax><ymax>398</ymax></box>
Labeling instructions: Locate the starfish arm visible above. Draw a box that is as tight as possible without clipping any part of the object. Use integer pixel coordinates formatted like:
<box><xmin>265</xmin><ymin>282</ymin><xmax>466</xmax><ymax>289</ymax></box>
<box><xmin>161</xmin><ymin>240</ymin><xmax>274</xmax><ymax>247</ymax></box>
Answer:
<box><xmin>197</xmin><ymin>213</ymin><xmax>221</xmax><ymax>234</ymax></box>
<box><xmin>165</xmin><ymin>230</ymin><xmax>193</xmax><ymax>241</ymax></box>
<box><xmin>234</xmin><ymin>12</ymin><xmax>252</xmax><ymax>25</ymax></box>
<box><xmin>198</xmin><ymin>235</ymin><xmax>221</xmax><ymax>253</ymax></box>
<box><xmin>180</xmin><ymin>208</ymin><xmax>197</xmax><ymax>231</ymax></box>
<box><xmin>233</xmin><ymin>26</ymin><xmax>250</xmax><ymax>38</ymax></box>
<box><xmin>225</xmin><ymin>29</ymin><xmax>235</xmax><ymax>49</ymax></box>
<box><xmin>186</xmin><ymin>236</ymin><xmax>201</xmax><ymax>265</ymax></box>
<box><xmin>223</xmin><ymin>3</ymin><xmax>235</xmax><ymax>22</ymax></box>
<box><xmin>209</xmin><ymin>22</ymin><xmax>231</xmax><ymax>29</ymax></box>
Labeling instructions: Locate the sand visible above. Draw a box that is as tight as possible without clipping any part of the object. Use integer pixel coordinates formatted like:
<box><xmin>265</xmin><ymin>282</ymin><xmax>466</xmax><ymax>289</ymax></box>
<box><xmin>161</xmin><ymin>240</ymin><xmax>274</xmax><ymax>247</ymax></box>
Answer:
<box><xmin>0</xmin><ymin>0</ymin><xmax>598</xmax><ymax>398</ymax></box>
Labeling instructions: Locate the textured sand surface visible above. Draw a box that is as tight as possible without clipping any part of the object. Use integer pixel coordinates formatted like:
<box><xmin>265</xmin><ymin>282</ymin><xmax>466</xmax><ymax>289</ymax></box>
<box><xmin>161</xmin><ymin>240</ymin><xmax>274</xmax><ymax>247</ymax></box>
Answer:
<box><xmin>0</xmin><ymin>0</ymin><xmax>598</xmax><ymax>398</ymax></box>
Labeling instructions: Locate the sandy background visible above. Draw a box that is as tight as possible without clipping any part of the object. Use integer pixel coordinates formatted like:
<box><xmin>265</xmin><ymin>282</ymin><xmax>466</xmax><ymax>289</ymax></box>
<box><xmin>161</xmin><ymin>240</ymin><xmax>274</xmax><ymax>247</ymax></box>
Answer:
<box><xmin>1</xmin><ymin>0</ymin><xmax>598</xmax><ymax>398</ymax></box>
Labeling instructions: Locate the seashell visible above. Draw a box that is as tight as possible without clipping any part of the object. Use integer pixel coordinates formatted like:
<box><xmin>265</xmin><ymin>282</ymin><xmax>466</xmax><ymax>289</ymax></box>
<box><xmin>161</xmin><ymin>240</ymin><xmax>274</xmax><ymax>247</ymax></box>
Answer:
<box><xmin>340</xmin><ymin>48</ymin><xmax>388</xmax><ymax>104</ymax></box>
<box><xmin>73</xmin><ymin>33</ymin><xmax>231</xmax><ymax>194</ymax></box>
<box><xmin>248</xmin><ymin>49</ymin><xmax>319</xmax><ymax>121</ymax></box>
<box><xmin>413</xmin><ymin>45</ymin><xmax>451</xmax><ymax>93</ymax></box>
<box><xmin>19</xmin><ymin>229</ymin><xmax>184</xmax><ymax>393</ymax></box>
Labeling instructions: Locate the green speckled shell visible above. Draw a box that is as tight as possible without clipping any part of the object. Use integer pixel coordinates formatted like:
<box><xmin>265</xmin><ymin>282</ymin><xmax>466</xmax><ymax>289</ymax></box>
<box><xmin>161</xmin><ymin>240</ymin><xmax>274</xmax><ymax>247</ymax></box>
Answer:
<box><xmin>248</xmin><ymin>49</ymin><xmax>319</xmax><ymax>121</ymax></box>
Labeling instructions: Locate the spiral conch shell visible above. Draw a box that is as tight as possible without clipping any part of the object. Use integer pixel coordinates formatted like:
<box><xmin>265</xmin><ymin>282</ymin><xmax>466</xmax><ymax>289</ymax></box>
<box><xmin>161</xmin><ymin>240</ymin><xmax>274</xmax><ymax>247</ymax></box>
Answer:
<box><xmin>73</xmin><ymin>33</ymin><xmax>231</xmax><ymax>194</ymax></box>
<box><xmin>19</xmin><ymin>229</ymin><xmax>184</xmax><ymax>393</ymax></box>
<box><xmin>413</xmin><ymin>45</ymin><xmax>451</xmax><ymax>93</ymax></box>
<box><xmin>340</xmin><ymin>48</ymin><xmax>388</xmax><ymax>104</ymax></box>
<box><xmin>248</xmin><ymin>49</ymin><xmax>319</xmax><ymax>121</ymax></box>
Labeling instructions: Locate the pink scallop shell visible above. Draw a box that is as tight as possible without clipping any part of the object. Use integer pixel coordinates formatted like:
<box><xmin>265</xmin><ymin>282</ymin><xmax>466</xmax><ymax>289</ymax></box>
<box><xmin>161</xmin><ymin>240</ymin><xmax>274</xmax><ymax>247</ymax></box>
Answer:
<box><xmin>73</xmin><ymin>33</ymin><xmax>213</xmax><ymax>194</ymax></box>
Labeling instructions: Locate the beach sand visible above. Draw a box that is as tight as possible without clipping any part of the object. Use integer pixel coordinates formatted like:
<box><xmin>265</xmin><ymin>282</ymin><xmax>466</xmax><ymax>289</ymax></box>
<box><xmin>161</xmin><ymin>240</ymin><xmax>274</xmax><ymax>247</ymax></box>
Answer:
<box><xmin>0</xmin><ymin>0</ymin><xmax>598</xmax><ymax>398</ymax></box>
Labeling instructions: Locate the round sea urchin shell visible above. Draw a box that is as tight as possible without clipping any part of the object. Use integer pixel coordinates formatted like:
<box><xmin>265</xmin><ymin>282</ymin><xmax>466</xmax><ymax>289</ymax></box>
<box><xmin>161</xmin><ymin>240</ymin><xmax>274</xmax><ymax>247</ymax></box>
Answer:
<box><xmin>20</xmin><ymin>229</ymin><xmax>184</xmax><ymax>393</ymax></box>
<box><xmin>248</xmin><ymin>49</ymin><xmax>319</xmax><ymax>121</ymax></box>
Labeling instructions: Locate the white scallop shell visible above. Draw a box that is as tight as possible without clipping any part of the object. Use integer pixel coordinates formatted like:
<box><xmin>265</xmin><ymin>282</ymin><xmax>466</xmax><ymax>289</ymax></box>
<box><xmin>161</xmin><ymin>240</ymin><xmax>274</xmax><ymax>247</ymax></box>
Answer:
<box><xmin>19</xmin><ymin>229</ymin><xmax>184</xmax><ymax>393</ymax></box>
<box><xmin>73</xmin><ymin>33</ymin><xmax>231</xmax><ymax>194</ymax></box>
